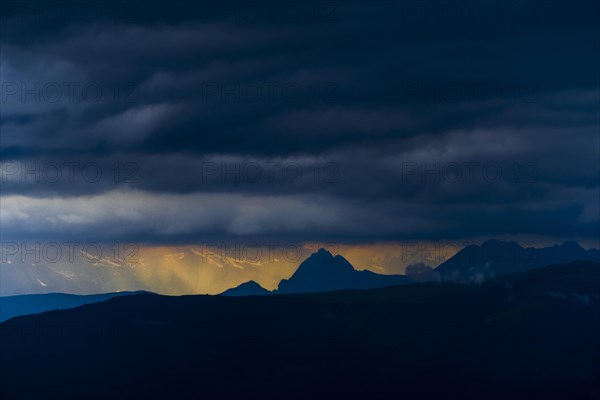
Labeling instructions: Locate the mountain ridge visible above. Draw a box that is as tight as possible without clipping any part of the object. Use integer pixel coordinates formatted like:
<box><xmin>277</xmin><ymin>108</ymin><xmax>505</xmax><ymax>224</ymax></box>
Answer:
<box><xmin>434</xmin><ymin>239</ymin><xmax>599</xmax><ymax>282</ymax></box>
<box><xmin>220</xmin><ymin>280</ymin><xmax>271</xmax><ymax>296</ymax></box>
<box><xmin>2</xmin><ymin>260</ymin><xmax>598</xmax><ymax>400</ymax></box>
<box><xmin>0</xmin><ymin>290</ymin><xmax>154</xmax><ymax>323</ymax></box>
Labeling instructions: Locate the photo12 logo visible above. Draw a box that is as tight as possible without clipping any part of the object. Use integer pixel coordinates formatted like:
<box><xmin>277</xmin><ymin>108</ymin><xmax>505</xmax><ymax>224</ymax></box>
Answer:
<box><xmin>193</xmin><ymin>242</ymin><xmax>341</xmax><ymax>264</ymax></box>
<box><xmin>0</xmin><ymin>242</ymin><xmax>139</xmax><ymax>266</ymax></box>
<box><xmin>398</xmin><ymin>161</ymin><xmax>537</xmax><ymax>184</ymax></box>
<box><xmin>193</xmin><ymin>161</ymin><xmax>340</xmax><ymax>184</ymax></box>
<box><xmin>0</xmin><ymin>161</ymin><xmax>139</xmax><ymax>184</ymax></box>
<box><xmin>1</xmin><ymin>81</ymin><xmax>142</xmax><ymax>104</ymax></box>
<box><xmin>198</xmin><ymin>81</ymin><xmax>339</xmax><ymax>104</ymax></box>
<box><xmin>399</xmin><ymin>241</ymin><xmax>540</xmax><ymax>265</ymax></box>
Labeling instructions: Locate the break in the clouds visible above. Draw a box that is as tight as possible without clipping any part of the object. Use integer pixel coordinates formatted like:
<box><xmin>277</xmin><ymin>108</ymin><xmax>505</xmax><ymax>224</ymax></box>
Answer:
<box><xmin>1</xmin><ymin>0</ymin><xmax>599</xmax><ymax>247</ymax></box>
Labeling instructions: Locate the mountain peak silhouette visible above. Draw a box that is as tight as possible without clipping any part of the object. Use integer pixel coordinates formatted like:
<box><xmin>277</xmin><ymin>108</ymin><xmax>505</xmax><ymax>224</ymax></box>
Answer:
<box><xmin>307</xmin><ymin>248</ymin><xmax>348</xmax><ymax>264</ymax></box>
<box><xmin>295</xmin><ymin>248</ymin><xmax>352</xmax><ymax>271</ymax></box>
<box><xmin>220</xmin><ymin>280</ymin><xmax>271</xmax><ymax>296</ymax></box>
<box><xmin>556</xmin><ymin>241</ymin><xmax>584</xmax><ymax>251</ymax></box>
<box><xmin>316</xmin><ymin>247</ymin><xmax>332</xmax><ymax>255</ymax></box>
<box><xmin>276</xmin><ymin>248</ymin><xmax>410</xmax><ymax>294</ymax></box>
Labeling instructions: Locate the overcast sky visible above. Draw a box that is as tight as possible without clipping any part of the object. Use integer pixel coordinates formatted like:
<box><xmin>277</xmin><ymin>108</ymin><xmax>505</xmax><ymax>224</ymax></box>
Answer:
<box><xmin>0</xmin><ymin>0</ymin><xmax>598</xmax><ymax>294</ymax></box>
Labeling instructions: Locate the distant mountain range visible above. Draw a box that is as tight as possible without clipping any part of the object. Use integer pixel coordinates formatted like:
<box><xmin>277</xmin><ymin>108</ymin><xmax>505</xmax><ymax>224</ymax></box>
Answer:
<box><xmin>2</xmin><ymin>260</ymin><xmax>599</xmax><ymax>399</ymax></box>
<box><xmin>0</xmin><ymin>291</ymin><xmax>152</xmax><ymax>323</ymax></box>
<box><xmin>221</xmin><ymin>248</ymin><xmax>412</xmax><ymax>296</ymax></box>
<box><xmin>2</xmin><ymin>240</ymin><xmax>597</xmax><ymax>321</ymax></box>
<box><xmin>223</xmin><ymin>241</ymin><xmax>599</xmax><ymax>295</ymax></box>
<box><xmin>434</xmin><ymin>239</ymin><xmax>600</xmax><ymax>282</ymax></box>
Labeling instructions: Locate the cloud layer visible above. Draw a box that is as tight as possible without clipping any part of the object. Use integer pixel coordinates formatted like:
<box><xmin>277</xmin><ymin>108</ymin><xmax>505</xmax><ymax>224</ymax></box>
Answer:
<box><xmin>1</xmin><ymin>0</ymin><xmax>598</xmax><ymax>246</ymax></box>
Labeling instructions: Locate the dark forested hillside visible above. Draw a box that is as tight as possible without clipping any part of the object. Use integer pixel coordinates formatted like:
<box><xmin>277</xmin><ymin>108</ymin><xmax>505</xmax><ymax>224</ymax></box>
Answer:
<box><xmin>1</xmin><ymin>261</ymin><xmax>599</xmax><ymax>400</ymax></box>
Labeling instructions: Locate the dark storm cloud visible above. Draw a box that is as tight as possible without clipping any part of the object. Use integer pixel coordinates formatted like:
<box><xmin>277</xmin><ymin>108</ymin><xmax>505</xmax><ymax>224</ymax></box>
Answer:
<box><xmin>1</xmin><ymin>0</ymin><xmax>598</xmax><ymax>244</ymax></box>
